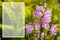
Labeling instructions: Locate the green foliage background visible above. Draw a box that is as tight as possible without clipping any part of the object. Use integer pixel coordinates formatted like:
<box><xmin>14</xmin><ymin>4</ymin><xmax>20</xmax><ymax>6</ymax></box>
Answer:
<box><xmin>0</xmin><ymin>0</ymin><xmax>60</xmax><ymax>40</ymax></box>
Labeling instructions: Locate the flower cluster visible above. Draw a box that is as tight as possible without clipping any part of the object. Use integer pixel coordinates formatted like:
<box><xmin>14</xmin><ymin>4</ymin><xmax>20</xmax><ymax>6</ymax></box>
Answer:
<box><xmin>25</xmin><ymin>3</ymin><xmax>57</xmax><ymax>40</ymax></box>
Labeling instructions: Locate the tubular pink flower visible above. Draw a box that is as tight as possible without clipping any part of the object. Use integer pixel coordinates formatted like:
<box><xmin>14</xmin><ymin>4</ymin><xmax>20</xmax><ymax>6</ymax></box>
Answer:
<box><xmin>44</xmin><ymin>10</ymin><xmax>51</xmax><ymax>14</ymax></box>
<box><xmin>34</xmin><ymin>22</ymin><xmax>40</xmax><ymax>30</ymax></box>
<box><xmin>34</xmin><ymin>11</ymin><xmax>42</xmax><ymax>18</ymax></box>
<box><xmin>36</xmin><ymin>5</ymin><xmax>44</xmax><ymax>11</ymax></box>
<box><xmin>42</xmin><ymin>10</ymin><xmax>51</xmax><ymax>23</ymax></box>
<box><xmin>42</xmin><ymin>23</ymin><xmax>50</xmax><ymax>30</ymax></box>
<box><xmin>50</xmin><ymin>24</ymin><xmax>57</xmax><ymax>36</ymax></box>
<box><xmin>26</xmin><ymin>24</ymin><xmax>33</xmax><ymax>34</ymax></box>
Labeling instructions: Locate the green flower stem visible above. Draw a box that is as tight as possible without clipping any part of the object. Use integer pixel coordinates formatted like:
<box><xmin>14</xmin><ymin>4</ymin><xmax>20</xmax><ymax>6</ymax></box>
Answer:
<box><xmin>40</xmin><ymin>17</ymin><xmax>44</xmax><ymax>40</ymax></box>
<box><xmin>26</xmin><ymin>35</ymin><xmax>30</xmax><ymax>40</ymax></box>
<box><xmin>33</xmin><ymin>35</ymin><xmax>38</xmax><ymax>40</ymax></box>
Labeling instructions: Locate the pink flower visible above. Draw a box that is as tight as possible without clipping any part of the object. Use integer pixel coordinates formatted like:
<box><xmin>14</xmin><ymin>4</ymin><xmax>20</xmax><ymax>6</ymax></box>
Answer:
<box><xmin>34</xmin><ymin>22</ymin><xmax>40</xmax><ymax>30</ymax></box>
<box><xmin>50</xmin><ymin>24</ymin><xmax>57</xmax><ymax>36</ymax></box>
<box><xmin>34</xmin><ymin>11</ymin><xmax>42</xmax><ymax>18</ymax></box>
<box><xmin>26</xmin><ymin>24</ymin><xmax>33</xmax><ymax>34</ymax></box>
<box><xmin>44</xmin><ymin>10</ymin><xmax>51</xmax><ymax>14</ymax></box>
<box><xmin>41</xmin><ymin>32</ymin><xmax>44</xmax><ymax>40</ymax></box>
<box><xmin>42</xmin><ymin>23</ymin><xmax>50</xmax><ymax>30</ymax></box>
<box><xmin>36</xmin><ymin>5</ymin><xmax>44</xmax><ymax>11</ymax></box>
<box><xmin>38</xmin><ymin>31</ymin><xmax>40</xmax><ymax>40</ymax></box>
<box><xmin>42</xmin><ymin>10</ymin><xmax>51</xmax><ymax>23</ymax></box>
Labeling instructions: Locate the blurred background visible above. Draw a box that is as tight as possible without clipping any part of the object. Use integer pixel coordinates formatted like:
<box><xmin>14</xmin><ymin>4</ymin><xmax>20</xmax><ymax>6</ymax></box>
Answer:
<box><xmin>0</xmin><ymin>0</ymin><xmax>60</xmax><ymax>40</ymax></box>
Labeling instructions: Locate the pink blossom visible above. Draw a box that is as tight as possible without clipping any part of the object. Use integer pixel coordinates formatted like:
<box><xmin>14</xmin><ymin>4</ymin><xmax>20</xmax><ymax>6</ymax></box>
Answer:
<box><xmin>50</xmin><ymin>24</ymin><xmax>57</xmax><ymax>36</ymax></box>
<box><xmin>36</xmin><ymin>5</ymin><xmax>44</xmax><ymax>11</ymax></box>
<box><xmin>44</xmin><ymin>10</ymin><xmax>51</xmax><ymax>14</ymax></box>
<box><xmin>42</xmin><ymin>23</ymin><xmax>50</xmax><ymax>30</ymax></box>
<box><xmin>26</xmin><ymin>24</ymin><xmax>33</xmax><ymax>34</ymax></box>
<box><xmin>34</xmin><ymin>22</ymin><xmax>40</xmax><ymax>30</ymax></box>
<box><xmin>38</xmin><ymin>33</ymin><xmax>40</xmax><ymax>38</ymax></box>
<box><xmin>34</xmin><ymin>11</ymin><xmax>42</xmax><ymax>18</ymax></box>
<box><xmin>41</xmin><ymin>32</ymin><xmax>44</xmax><ymax>40</ymax></box>
<box><xmin>42</xmin><ymin>10</ymin><xmax>51</xmax><ymax>23</ymax></box>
